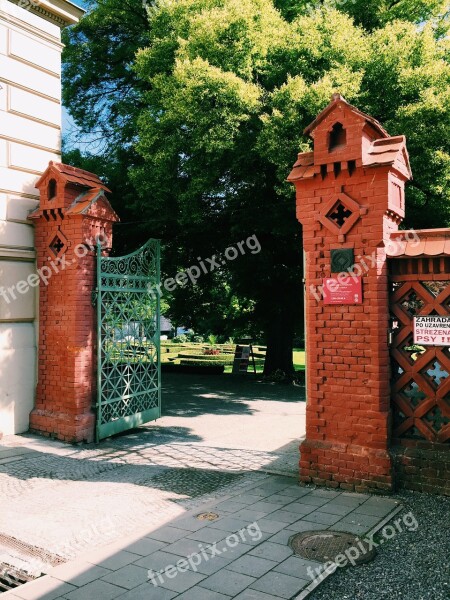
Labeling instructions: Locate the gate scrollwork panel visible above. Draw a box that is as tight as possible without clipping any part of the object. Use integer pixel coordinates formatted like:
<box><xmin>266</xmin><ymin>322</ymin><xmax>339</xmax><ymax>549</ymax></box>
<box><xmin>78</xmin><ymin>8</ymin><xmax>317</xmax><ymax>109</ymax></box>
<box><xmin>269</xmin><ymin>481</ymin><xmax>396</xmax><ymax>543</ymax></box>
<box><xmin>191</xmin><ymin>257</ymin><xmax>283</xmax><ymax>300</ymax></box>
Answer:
<box><xmin>96</xmin><ymin>239</ymin><xmax>161</xmax><ymax>441</ymax></box>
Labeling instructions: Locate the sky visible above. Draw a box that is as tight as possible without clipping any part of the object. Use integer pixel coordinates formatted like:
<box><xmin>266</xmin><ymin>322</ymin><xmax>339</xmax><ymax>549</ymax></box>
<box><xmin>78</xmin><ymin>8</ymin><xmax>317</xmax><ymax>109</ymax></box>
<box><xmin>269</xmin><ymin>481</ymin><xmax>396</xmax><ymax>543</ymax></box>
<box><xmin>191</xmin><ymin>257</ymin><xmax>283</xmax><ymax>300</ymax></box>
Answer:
<box><xmin>62</xmin><ymin>1</ymin><xmax>89</xmax><ymax>148</ymax></box>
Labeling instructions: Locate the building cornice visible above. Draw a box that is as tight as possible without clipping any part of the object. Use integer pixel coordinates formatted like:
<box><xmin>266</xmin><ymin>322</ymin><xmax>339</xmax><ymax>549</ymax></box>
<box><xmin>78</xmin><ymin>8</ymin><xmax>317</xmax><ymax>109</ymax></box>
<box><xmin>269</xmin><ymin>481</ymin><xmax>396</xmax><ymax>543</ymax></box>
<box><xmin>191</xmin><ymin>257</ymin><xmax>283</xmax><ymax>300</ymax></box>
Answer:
<box><xmin>0</xmin><ymin>246</ymin><xmax>36</xmax><ymax>261</ymax></box>
<box><xmin>7</xmin><ymin>0</ymin><xmax>84</xmax><ymax>28</ymax></box>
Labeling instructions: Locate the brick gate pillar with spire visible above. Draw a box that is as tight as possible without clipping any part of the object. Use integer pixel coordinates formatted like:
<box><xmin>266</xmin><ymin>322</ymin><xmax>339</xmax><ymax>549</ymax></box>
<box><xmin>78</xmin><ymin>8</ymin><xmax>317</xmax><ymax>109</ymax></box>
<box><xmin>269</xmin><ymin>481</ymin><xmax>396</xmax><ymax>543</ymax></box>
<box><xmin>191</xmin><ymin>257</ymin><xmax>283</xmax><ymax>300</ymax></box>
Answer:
<box><xmin>28</xmin><ymin>162</ymin><xmax>119</xmax><ymax>443</ymax></box>
<box><xmin>288</xmin><ymin>95</ymin><xmax>412</xmax><ymax>492</ymax></box>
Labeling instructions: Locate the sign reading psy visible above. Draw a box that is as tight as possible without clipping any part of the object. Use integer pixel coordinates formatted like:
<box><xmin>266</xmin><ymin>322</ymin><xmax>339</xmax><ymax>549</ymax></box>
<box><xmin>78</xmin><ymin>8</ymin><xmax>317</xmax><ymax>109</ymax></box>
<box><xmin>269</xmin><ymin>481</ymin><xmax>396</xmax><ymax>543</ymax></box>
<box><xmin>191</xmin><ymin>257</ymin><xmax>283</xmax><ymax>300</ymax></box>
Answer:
<box><xmin>413</xmin><ymin>316</ymin><xmax>450</xmax><ymax>346</ymax></box>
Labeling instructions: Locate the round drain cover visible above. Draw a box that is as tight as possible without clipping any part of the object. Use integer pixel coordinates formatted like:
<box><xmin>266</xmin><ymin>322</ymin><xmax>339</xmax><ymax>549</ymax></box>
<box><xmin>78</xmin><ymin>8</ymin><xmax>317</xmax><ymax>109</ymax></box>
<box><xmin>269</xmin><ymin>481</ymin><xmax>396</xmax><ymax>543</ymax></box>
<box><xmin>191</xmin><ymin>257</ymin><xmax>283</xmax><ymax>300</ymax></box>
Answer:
<box><xmin>288</xmin><ymin>531</ymin><xmax>377</xmax><ymax>565</ymax></box>
<box><xmin>196</xmin><ymin>512</ymin><xmax>220</xmax><ymax>521</ymax></box>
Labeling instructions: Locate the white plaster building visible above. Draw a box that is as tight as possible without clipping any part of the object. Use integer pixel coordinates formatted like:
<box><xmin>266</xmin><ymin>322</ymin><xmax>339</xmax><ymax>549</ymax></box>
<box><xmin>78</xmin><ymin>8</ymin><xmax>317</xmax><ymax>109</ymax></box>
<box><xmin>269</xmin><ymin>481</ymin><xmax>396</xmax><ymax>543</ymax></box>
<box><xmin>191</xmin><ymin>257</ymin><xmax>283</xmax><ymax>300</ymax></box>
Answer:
<box><xmin>0</xmin><ymin>0</ymin><xmax>83</xmax><ymax>434</ymax></box>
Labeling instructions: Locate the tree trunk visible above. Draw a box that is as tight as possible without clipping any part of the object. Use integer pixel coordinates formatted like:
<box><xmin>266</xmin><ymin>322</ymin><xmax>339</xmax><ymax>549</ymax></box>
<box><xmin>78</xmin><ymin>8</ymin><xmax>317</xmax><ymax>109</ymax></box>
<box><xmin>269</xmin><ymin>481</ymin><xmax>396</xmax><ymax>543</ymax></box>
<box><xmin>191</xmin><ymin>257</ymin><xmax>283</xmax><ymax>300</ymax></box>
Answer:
<box><xmin>263</xmin><ymin>308</ymin><xmax>295</xmax><ymax>375</ymax></box>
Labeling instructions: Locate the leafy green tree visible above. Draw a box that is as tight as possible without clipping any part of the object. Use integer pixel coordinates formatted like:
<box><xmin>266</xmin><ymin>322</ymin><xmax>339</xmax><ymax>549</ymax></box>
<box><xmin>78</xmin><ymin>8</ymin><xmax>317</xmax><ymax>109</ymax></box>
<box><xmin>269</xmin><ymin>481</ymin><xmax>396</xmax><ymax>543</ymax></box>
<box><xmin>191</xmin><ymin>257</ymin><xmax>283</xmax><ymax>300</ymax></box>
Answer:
<box><xmin>63</xmin><ymin>0</ymin><xmax>449</xmax><ymax>374</ymax></box>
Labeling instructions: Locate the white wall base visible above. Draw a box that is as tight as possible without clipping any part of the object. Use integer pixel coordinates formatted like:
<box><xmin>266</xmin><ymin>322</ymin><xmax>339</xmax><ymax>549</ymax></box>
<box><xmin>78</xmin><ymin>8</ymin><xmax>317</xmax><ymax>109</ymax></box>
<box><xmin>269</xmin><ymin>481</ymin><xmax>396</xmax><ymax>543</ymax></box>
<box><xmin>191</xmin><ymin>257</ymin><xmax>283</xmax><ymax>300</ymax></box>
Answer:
<box><xmin>0</xmin><ymin>322</ymin><xmax>36</xmax><ymax>434</ymax></box>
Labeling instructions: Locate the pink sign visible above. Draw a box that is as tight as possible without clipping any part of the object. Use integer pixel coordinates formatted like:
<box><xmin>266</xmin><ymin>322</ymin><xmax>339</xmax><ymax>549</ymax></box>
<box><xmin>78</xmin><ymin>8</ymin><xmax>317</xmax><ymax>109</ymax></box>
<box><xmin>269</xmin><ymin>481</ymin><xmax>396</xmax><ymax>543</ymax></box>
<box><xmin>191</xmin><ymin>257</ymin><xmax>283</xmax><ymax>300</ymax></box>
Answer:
<box><xmin>323</xmin><ymin>277</ymin><xmax>363</xmax><ymax>305</ymax></box>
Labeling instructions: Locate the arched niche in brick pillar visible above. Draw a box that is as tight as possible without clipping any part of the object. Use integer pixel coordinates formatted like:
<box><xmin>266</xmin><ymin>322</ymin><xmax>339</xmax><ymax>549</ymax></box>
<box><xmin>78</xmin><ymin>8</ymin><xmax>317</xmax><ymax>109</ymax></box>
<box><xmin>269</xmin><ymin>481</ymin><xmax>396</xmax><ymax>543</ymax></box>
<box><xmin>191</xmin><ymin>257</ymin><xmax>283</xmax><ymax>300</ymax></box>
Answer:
<box><xmin>288</xmin><ymin>94</ymin><xmax>412</xmax><ymax>493</ymax></box>
<box><xmin>28</xmin><ymin>162</ymin><xmax>119</xmax><ymax>443</ymax></box>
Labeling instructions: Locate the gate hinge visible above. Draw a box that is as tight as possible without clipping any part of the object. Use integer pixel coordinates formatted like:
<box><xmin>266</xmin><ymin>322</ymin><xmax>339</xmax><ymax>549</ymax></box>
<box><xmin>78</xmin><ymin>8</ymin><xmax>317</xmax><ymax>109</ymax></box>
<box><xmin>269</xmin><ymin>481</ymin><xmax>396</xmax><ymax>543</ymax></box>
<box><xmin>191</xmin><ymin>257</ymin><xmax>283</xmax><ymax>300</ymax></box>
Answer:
<box><xmin>92</xmin><ymin>289</ymin><xmax>98</xmax><ymax>306</ymax></box>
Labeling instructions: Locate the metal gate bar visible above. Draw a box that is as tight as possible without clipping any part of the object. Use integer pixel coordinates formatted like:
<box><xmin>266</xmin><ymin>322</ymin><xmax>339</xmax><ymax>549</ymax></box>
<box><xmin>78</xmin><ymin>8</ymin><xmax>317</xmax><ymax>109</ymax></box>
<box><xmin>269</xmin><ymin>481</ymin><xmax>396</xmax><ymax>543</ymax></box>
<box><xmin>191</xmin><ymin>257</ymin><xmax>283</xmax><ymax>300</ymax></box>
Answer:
<box><xmin>96</xmin><ymin>239</ymin><xmax>161</xmax><ymax>441</ymax></box>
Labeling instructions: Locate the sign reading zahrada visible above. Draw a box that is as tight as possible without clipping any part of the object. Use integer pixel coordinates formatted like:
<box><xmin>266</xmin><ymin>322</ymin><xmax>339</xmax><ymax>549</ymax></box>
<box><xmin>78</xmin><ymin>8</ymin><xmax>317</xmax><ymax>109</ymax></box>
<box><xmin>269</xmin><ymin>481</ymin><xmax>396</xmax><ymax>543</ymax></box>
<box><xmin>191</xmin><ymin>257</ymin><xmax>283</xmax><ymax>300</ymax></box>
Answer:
<box><xmin>413</xmin><ymin>316</ymin><xmax>450</xmax><ymax>346</ymax></box>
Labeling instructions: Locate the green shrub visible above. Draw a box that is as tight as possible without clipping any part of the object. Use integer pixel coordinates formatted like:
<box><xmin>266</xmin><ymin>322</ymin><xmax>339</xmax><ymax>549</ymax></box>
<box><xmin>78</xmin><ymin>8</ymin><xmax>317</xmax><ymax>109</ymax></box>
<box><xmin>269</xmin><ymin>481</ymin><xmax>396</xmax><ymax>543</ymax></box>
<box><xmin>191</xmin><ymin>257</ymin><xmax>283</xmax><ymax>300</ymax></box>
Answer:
<box><xmin>161</xmin><ymin>353</ymin><xmax>180</xmax><ymax>362</ymax></box>
<box><xmin>180</xmin><ymin>359</ymin><xmax>229</xmax><ymax>367</ymax></box>
<box><xmin>176</xmin><ymin>351</ymin><xmax>207</xmax><ymax>358</ymax></box>
<box><xmin>163</xmin><ymin>362</ymin><xmax>224</xmax><ymax>374</ymax></box>
<box><xmin>162</xmin><ymin>345</ymin><xmax>190</xmax><ymax>354</ymax></box>
<box><xmin>178</xmin><ymin>353</ymin><xmax>233</xmax><ymax>362</ymax></box>
<box><xmin>172</xmin><ymin>334</ymin><xmax>188</xmax><ymax>343</ymax></box>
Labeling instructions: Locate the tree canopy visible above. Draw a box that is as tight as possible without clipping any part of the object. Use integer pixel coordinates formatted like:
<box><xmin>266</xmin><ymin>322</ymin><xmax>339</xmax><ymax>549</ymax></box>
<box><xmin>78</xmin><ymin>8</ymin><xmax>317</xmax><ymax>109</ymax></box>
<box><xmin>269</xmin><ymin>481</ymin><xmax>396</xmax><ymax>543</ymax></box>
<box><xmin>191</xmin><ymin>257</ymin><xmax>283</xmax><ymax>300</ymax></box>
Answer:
<box><xmin>62</xmin><ymin>0</ymin><xmax>450</xmax><ymax>373</ymax></box>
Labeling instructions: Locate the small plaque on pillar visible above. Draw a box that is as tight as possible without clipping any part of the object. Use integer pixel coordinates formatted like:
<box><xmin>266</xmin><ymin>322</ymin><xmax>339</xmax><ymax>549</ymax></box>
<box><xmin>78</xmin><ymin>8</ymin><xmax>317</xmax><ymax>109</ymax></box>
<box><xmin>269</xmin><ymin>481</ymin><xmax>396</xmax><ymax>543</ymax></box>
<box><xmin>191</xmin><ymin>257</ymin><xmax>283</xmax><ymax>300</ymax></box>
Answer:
<box><xmin>331</xmin><ymin>248</ymin><xmax>354</xmax><ymax>273</ymax></box>
<box><xmin>323</xmin><ymin>277</ymin><xmax>362</xmax><ymax>305</ymax></box>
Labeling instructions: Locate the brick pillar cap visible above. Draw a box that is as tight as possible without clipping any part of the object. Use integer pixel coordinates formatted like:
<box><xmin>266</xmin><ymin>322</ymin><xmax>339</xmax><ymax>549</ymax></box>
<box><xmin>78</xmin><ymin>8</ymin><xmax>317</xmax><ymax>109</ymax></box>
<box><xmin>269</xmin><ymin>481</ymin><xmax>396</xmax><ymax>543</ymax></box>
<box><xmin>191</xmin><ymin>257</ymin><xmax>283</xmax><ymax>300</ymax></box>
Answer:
<box><xmin>287</xmin><ymin>134</ymin><xmax>411</xmax><ymax>182</ymax></box>
<box><xmin>35</xmin><ymin>161</ymin><xmax>112</xmax><ymax>193</ymax></box>
<box><xmin>65</xmin><ymin>188</ymin><xmax>119</xmax><ymax>221</ymax></box>
<box><xmin>304</xmin><ymin>92</ymin><xmax>389</xmax><ymax>138</ymax></box>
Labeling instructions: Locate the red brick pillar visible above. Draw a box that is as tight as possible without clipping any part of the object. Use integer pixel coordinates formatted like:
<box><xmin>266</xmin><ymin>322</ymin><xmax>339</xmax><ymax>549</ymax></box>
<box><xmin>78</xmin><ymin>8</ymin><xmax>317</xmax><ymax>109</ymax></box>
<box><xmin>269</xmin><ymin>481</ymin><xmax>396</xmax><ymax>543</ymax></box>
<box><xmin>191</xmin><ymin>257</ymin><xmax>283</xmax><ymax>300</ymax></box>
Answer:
<box><xmin>288</xmin><ymin>95</ymin><xmax>412</xmax><ymax>492</ymax></box>
<box><xmin>29</xmin><ymin>162</ymin><xmax>119</xmax><ymax>443</ymax></box>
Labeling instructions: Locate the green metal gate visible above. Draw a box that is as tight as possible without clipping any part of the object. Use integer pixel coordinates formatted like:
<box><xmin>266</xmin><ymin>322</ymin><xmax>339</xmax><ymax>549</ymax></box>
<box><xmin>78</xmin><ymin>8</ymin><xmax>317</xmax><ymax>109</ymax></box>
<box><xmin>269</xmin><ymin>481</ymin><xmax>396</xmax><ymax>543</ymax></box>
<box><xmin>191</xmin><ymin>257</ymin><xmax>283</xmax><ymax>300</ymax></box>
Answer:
<box><xmin>96</xmin><ymin>239</ymin><xmax>161</xmax><ymax>441</ymax></box>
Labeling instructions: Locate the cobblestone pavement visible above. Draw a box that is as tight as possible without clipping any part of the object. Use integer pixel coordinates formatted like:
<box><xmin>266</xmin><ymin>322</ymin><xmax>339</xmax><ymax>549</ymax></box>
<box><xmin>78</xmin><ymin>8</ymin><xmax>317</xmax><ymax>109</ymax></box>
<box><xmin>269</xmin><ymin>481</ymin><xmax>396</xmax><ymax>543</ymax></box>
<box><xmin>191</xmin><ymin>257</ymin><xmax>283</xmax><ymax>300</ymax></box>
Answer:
<box><xmin>0</xmin><ymin>375</ymin><xmax>305</xmax><ymax>573</ymax></box>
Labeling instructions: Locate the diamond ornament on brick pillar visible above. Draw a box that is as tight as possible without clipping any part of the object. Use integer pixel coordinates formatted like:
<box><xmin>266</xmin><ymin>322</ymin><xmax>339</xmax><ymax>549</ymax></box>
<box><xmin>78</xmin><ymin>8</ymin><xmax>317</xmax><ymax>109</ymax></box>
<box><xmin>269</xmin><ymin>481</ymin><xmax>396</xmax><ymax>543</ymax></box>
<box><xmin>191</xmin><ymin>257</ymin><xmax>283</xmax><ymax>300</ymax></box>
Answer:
<box><xmin>49</xmin><ymin>236</ymin><xmax>65</xmax><ymax>256</ymax></box>
<box><xmin>317</xmin><ymin>192</ymin><xmax>366</xmax><ymax>242</ymax></box>
<box><xmin>328</xmin><ymin>201</ymin><xmax>352</xmax><ymax>227</ymax></box>
<box><xmin>47</xmin><ymin>228</ymin><xmax>69</xmax><ymax>259</ymax></box>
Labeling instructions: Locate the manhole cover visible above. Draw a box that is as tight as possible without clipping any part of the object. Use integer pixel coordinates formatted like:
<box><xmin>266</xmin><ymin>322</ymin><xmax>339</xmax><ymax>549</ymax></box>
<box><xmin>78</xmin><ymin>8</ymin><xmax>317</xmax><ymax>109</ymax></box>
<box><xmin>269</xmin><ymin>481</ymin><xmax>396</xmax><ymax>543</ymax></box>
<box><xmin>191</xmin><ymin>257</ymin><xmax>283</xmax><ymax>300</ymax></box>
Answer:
<box><xmin>289</xmin><ymin>531</ymin><xmax>377</xmax><ymax>565</ymax></box>
<box><xmin>196</xmin><ymin>512</ymin><xmax>220</xmax><ymax>521</ymax></box>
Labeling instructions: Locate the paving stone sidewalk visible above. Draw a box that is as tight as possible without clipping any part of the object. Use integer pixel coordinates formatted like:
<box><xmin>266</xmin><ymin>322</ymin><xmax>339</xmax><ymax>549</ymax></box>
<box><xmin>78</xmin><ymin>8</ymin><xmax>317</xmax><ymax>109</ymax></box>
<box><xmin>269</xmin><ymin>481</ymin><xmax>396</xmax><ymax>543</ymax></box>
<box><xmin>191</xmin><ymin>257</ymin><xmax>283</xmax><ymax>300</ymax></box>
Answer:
<box><xmin>0</xmin><ymin>437</ymin><xmax>270</xmax><ymax>561</ymax></box>
<box><xmin>1</xmin><ymin>475</ymin><xmax>403</xmax><ymax>600</ymax></box>
<box><xmin>0</xmin><ymin>374</ymin><xmax>304</xmax><ymax>562</ymax></box>
<box><xmin>0</xmin><ymin>376</ymin><xmax>404</xmax><ymax>598</ymax></box>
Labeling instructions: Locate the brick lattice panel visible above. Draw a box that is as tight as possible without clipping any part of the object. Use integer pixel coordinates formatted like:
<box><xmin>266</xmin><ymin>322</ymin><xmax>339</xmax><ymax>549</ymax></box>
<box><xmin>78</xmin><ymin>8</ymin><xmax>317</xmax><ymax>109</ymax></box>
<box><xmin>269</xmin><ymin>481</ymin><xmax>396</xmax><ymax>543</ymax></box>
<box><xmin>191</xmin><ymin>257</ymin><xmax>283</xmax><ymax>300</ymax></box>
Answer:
<box><xmin>389</xmin><ymin>267</ymin><xmax>450</xmax><ymax>444</ymax></box>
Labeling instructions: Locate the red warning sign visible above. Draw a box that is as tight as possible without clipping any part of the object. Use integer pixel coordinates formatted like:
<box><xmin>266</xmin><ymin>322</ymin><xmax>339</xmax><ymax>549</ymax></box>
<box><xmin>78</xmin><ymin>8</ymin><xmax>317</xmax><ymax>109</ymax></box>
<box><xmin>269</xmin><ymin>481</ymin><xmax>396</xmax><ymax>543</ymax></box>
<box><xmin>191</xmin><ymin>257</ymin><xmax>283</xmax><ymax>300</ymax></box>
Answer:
<box><xmin>323</xmin><ymin>277</ymin><xmax>363</xmax><ymax>305</ymax></box>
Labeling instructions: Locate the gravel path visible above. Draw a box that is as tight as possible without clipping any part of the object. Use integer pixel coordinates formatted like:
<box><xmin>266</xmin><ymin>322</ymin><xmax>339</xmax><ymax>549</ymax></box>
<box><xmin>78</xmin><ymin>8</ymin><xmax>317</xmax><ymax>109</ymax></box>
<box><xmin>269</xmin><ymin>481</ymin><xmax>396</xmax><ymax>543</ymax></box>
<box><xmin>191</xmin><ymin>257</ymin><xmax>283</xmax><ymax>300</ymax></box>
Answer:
<box><xmin>310</xmin><ymin>490</ymin><xmax>450</xmax><ymax>600</ymax></box>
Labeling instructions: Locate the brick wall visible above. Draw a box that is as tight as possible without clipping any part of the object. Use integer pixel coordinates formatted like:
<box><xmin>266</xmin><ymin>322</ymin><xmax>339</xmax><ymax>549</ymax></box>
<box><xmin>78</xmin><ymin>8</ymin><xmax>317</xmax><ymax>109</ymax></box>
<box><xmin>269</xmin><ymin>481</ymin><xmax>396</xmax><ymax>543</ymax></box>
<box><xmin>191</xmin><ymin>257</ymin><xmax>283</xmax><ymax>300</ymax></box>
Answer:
<box><xmin>392</xmin><ymin>442</ymin><xmax>450</xmax><ymax>496</ymax></box>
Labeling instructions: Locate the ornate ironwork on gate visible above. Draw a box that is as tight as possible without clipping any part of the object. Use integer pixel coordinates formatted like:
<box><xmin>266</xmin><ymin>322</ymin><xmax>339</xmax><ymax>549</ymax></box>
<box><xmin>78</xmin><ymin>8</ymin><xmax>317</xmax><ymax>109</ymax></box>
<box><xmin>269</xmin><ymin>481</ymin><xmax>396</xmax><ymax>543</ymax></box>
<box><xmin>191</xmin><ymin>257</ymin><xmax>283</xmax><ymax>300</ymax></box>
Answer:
<box><xmin>96</xmin><ymin>239</ymin><xmax>161</xmax><ymax>441</ymax></box>
<box><xmin>389</xmin><ymin>256</ymin><xmax>450</xmax><ymax>444</ymax></box>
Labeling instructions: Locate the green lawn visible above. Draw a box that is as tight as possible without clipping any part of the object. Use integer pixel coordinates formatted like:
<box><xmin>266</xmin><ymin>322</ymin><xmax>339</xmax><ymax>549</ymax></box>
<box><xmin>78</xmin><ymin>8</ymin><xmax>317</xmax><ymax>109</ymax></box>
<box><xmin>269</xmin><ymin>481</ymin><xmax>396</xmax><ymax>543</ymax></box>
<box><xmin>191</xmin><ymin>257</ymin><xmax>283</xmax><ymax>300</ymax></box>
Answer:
<box><xmin>293</xmin><ymin>348</ymin><xmax>305</xmax><ymax>371</ymax></box>
<box><xmin>161</xmin><ymin>342</ymin><xmax>306</xmax><ymax>374</ymax></box>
